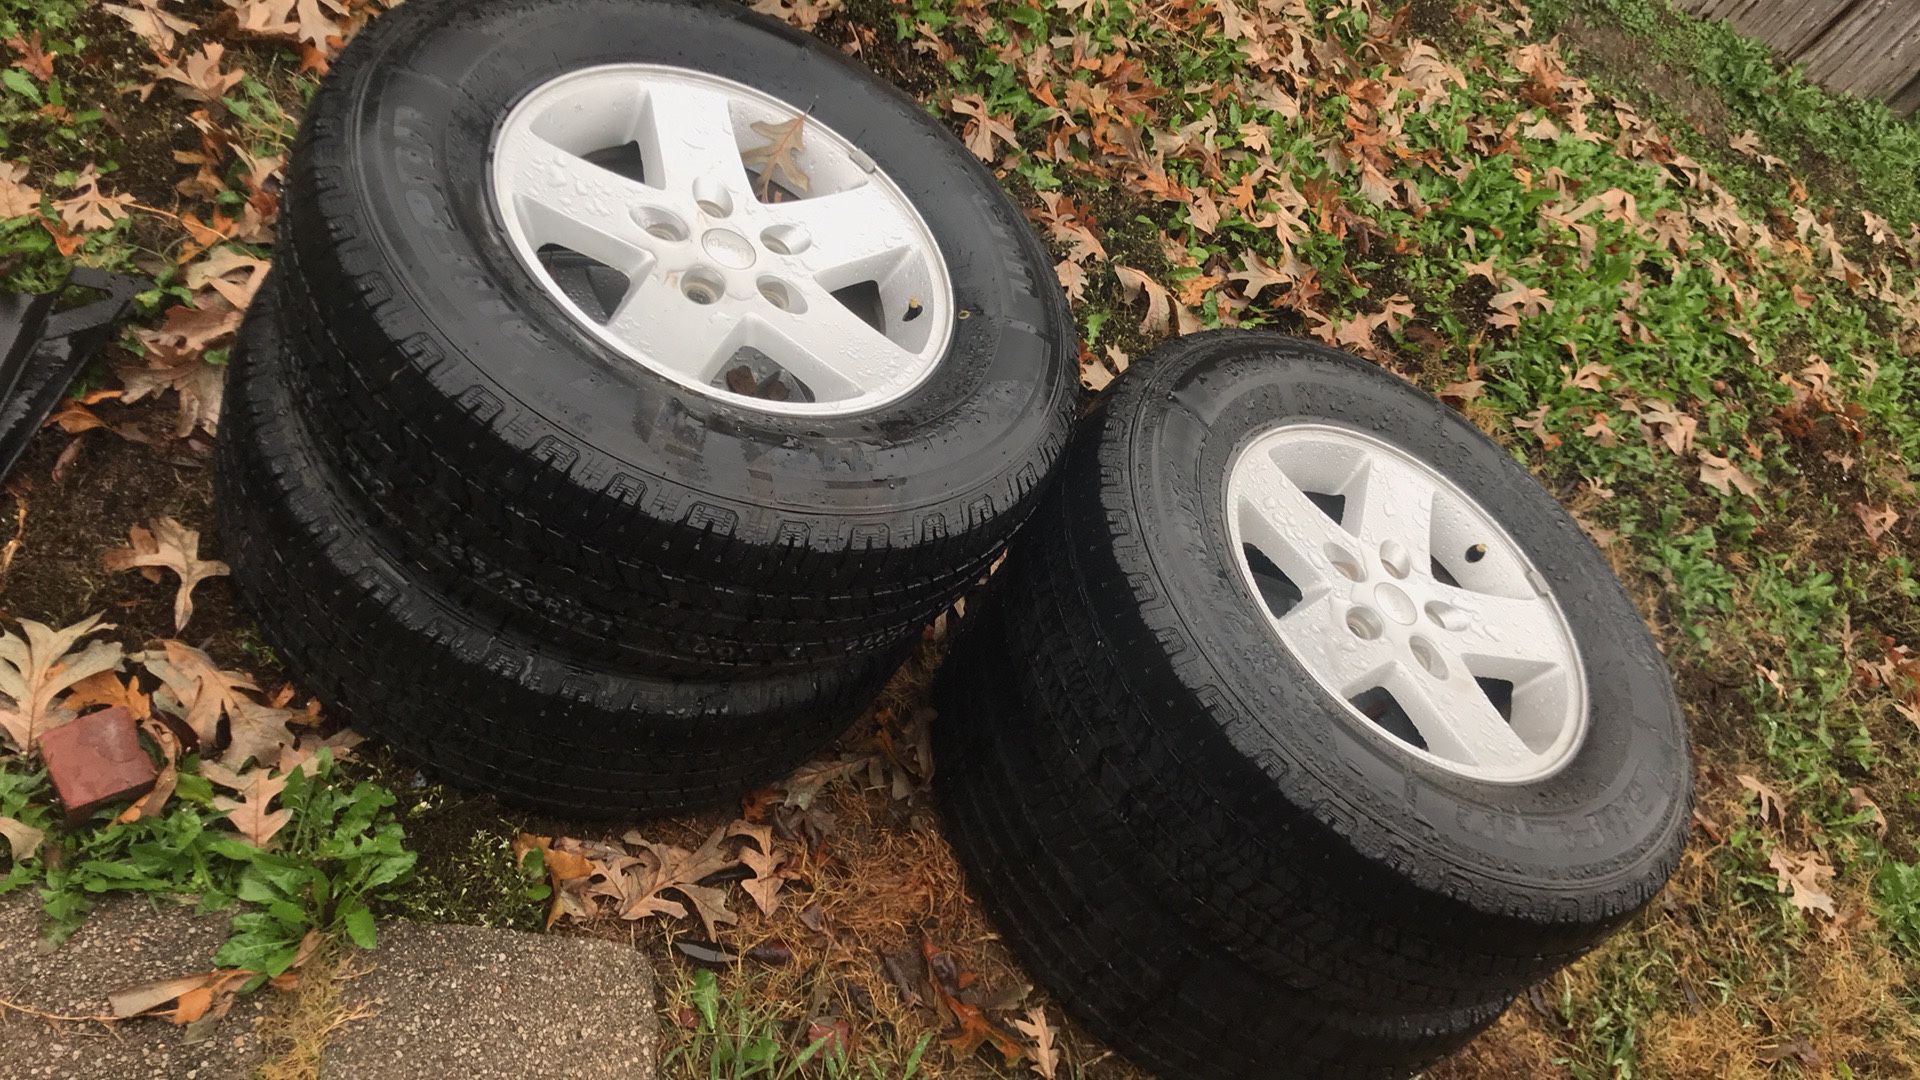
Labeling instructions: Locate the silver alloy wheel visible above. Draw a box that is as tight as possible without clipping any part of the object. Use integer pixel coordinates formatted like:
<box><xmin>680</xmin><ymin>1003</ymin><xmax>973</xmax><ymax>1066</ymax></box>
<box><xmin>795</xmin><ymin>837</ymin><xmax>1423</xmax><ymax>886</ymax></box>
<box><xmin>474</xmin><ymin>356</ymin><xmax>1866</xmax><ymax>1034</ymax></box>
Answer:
<box><xmin>1225</xmin><ymin>424</ymin><xmax>1588</xmax><ymax>784</ymax></box>
<box><xmin>488</xmin><ymin>65</ymin><xmax>955</xmax><ymax>416</ymax></box>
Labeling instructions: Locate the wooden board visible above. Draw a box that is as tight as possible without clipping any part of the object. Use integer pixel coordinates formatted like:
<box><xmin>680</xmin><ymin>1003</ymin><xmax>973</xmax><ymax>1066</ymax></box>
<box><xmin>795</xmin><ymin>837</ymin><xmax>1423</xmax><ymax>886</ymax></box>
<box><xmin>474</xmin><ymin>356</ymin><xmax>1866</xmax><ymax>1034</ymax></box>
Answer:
<box><xmin>1674</xmin><ymin>0</ymin><xmax>1920</xmax><ymax>115</ymax></box>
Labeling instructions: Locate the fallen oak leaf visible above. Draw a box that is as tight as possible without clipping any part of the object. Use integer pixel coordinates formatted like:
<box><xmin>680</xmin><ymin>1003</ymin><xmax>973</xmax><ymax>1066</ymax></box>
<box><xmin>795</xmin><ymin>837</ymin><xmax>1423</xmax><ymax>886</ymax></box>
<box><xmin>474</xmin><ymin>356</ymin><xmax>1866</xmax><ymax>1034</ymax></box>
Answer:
<box><xmin>53</xmin><ymin>164</ymin><xmax>134</xmax><ymax>233</ymax></box>
<box><xmin>1737</xmin><ymin>773</ymin><xmax>1783</xmax><ymax>826</ymax></box>
<box><xmin>108</xmin><ymin>968</ymin><xmax>253</xmax><ymax>1024</ymax></box>
<box><xmin>924</xmin><ymin>940</ymin><xmax>1024</xmax><ymax>1065</ymax></box>
<box><xmin>104</xmin><ymin>0</ymin><xmax>196</xmax><ymax>52</ymax></box>
<box><xmin>1768</xmin><ymin>847</ymin><xmax>1836</xmax><ymax>919</ymax></box>
<box><xmin>1014</xmin><ymin>1006</ymin><xmax>1060</xmax><ymax>1079</ymax></box>
<box><xmin>144</xmin><ymin>43</ymin><xmax>246</xmax><ymax>105</ymax></box>
<box><xmin>0</xmin><ymin>160</ymin><xmax>39</xmax><ymax>218</ymax></box>
<box><xmin>200</xmin><ymin>762</ymin><xmax>291</xmax><ymax>848</ymax></box>
<box><xmin>136</xmin><ymin>639</ymin><xmax>258</xmax><ymax>747</ymax></box>
<box><xmin>7</xmin><ymin>31</ymin><xmax>52</xmax><ymax>81</ymax></box>
<box><xmin>0</xmin><ymin>613</ymin><xmax>124</xmax><ymax>752</ymax></box>
<box><xmin>117</xmin><ymin>338</ymin><xmax>227</xmax><ymax>438</ymax></box>
<box><xmin>617</xmin><ymin>823</ymin><xmax>744</xmax><ymax>937</ymax></box>
<box><xmin>740</xmin><ymin>116</ymin><xmax>810</xmax><ymax>202</ymax></box>
<box><xmin>1112</xmin><ymin>264</ymin><xmax>1173</xmax><ymax>336</ymax></box>
<box><xmin>102</xmin><ymin>517</ymin><xmax>230</xmax><ymax>632</ymax></box>
<box><xmin>948</xmin><ymin>94</ymin><xmax>1018</xmax><ymax>163</ymax></box>
<box><xmin>1699</xmin><ymin>451</ymin><xmax>1762</xmax><ymax>501</ymax></box>
<box><xmin>0</xmin><ymin>815</ymin><xmax>44</xmax><ymax>860</ymax></box>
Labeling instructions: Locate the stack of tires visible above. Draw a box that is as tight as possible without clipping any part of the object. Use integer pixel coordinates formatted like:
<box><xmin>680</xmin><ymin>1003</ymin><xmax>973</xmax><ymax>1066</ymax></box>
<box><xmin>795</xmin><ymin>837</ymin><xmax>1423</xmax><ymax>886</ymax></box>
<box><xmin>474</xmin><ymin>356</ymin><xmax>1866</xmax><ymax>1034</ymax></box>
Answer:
<box><xmin>216</xmin><ymin>0</ymin><xmax>1077</xmax><ymax>818</ymax></box>
<box><xmin>934</xmin><ymin>333</ymin><xmax>1692</xmax><ymax>1078</ymax></box>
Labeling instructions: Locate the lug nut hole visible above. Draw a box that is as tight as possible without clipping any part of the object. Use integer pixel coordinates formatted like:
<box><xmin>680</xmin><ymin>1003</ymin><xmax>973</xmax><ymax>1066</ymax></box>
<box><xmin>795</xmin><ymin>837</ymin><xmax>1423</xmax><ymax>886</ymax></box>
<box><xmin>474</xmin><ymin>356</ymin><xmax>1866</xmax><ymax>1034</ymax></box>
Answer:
<box><xmin>1410</xmin><ymin>636</ymin><xmax>1447</xmax><ymax>678</ymax></box>
<box><xmin>757</xmin><ymin>276</ymin><xmax>804</xmax><ymax>312</ymax></box>
<box><xmin>693</xmin><ymin>177</ymin><xmax>734</xmax><ymax>218</ymax></box>
<box><xmin>631</xmin><ymin>206</ymin><xmax>688</xmax><ymax>242</ymax></box>
<box><xmin>1346</xmin><ymin>606</ymin><xmax>1384</xmax><ymax>640</ymax></box>
<box><xmin>761</xmin><ymin>224</ymin><xmax>811</xmax><ymax>255</ymax></box>
<box><xmin>681</xmin><ymin>267</ymin><xmax>725</xmax><ymax>305</ymax></box>
<box><xmin>1326</xmin><ymin>544</ymin><xmax>1365</xmax><ymax>582</ymax></box>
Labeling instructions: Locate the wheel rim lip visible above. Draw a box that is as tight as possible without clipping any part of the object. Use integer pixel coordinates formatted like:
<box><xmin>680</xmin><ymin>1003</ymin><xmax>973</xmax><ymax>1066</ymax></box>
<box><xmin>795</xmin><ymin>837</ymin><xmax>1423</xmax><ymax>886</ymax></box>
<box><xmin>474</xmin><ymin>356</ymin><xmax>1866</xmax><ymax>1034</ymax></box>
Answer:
<box><xmin>1223</xmin><ymin>421</ymin><xmax>1590</xmax><ymax>785</ymax></box>
<box><xmin>486</xmin><ymin>63</ymin><xmax>956</xmax><ymax>417</ymax></box>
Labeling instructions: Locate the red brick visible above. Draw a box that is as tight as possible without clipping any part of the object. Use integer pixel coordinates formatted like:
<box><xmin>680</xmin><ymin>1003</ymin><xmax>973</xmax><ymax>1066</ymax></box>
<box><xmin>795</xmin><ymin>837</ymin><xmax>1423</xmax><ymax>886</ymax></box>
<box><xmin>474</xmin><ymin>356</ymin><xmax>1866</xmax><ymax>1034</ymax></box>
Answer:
<box><xmin>40</xmin><ymin>707</ymin><xmax>155</xmax><ymax>825</ymax></box>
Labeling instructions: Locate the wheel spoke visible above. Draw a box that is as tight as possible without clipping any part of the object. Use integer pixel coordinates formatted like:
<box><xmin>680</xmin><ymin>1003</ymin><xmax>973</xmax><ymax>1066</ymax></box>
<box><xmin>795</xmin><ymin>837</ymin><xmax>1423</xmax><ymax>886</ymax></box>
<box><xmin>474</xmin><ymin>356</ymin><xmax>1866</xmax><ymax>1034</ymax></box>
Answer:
<box><xmin>766</xmin><ymin>183</ymin><xmax>921</xmax><ymax>287</ymax></box>
<box><xmin>747</xmin><ymin>284</ymin><xmax>921</xmax><ymax>400</ymax></box>
<box><xmin>1275</xmin><ymin>593</ymin><xmax>1398</xmax><ymax>697</ymax></box>
<box><xmin>1425</xmin><ymin>582</ymin><xmax>1572</xmax><ymax>676</ymax></box>
<box><xmin>602</xmin><ymin>277</ymin><xmax>738</xmax><ymax>382</ymax></box>
<box><xmin>1342</xmin><ymin>449</ymin><xmax>1436</xmax><ymax>562</ymax></box>
<box><xmin>1397</xmin><ymin>656</ymin><xmax>1537</xmax><ymax>770</ymax></box>
<box><xmin>639</xmin><ymin>81</ymin><xmax>754</xmax><ymax>193</ymax></box>
<box><xmin>1233</xmin><ymin>446</ymin><xmax>1360</xmax><ymax>595</ymax></box>
<box><xmin>493</xmin><ymin>126</ymin><xmax>667</xmax><ymax>273</ymax></box>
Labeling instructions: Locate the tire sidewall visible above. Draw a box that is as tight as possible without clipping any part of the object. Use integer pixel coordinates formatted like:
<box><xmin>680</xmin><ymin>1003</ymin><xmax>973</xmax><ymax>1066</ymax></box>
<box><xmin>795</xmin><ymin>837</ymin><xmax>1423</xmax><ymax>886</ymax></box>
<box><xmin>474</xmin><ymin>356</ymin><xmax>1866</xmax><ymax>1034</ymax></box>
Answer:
<box><xmin>309</xmin><ymin>0</ymin><xmax>1071</xmax><ymax>515</ymax></box>
<box><xmin>1115</xmin><ymin>332</ymin><xmax>1689</xmax><ymax>908</ymax></box>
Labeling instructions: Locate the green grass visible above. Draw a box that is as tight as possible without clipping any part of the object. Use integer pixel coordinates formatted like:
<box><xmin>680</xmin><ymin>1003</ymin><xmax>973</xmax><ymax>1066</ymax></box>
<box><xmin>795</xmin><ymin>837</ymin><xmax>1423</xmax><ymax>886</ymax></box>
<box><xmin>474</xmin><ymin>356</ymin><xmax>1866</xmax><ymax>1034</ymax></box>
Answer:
<box><xmin>665</xmin><ymin>968</ymin><xmax>933</xmax><ymax>1080</ymax></box>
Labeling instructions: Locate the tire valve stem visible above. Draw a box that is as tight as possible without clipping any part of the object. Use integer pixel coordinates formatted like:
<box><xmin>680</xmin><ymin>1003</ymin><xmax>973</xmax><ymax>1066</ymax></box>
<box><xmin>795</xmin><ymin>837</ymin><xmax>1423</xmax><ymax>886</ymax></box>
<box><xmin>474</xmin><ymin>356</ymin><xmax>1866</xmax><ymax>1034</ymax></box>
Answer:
<box><xmin>903</xmin><ymin>297</ymin><xmax>923</xmax><ymax>322</ymax></box>
<box><xmin>1465</xmin><ymin>543</ymin><xmax>1488</xmax><ymax>563</ymax></box>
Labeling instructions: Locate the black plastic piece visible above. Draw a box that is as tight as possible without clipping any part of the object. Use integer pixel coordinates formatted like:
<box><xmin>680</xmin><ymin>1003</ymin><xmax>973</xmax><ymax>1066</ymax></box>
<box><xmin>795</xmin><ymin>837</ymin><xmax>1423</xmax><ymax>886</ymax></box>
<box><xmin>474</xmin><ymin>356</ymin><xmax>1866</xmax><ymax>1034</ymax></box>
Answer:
<box><xmin>0</xmin><ymin>268</ymin><xmax>145</xmax><ymax>482</ymax></box>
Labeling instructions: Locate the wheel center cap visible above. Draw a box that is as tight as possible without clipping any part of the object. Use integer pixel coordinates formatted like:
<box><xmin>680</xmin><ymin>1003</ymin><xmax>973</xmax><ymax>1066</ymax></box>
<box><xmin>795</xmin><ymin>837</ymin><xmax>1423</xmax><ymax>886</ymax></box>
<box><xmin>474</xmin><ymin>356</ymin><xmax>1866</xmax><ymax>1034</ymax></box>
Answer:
<box><xmin>702</xmin><ymin>228</ymin><xmax>756</xmax><ymax>269</ymax></box>
<box><xmin>1373</xmin><ymin>582</ymin><xmax>1417</xmax><ymax>625</ymax></box>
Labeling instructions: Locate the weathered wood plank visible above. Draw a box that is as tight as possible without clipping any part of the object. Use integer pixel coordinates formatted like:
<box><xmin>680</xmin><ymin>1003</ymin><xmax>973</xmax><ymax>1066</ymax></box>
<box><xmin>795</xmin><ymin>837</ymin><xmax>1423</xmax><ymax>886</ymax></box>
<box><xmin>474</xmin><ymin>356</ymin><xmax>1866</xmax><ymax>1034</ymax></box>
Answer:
<box><xmin>1672</xmin><ymin>0</ymin><xmax>1920</xmax><ymax>116</ymax></box>
<box><xmin>1798</xmin><ymin>0</ymin><xmax>1920</xmax><ymax>99</ymax></box>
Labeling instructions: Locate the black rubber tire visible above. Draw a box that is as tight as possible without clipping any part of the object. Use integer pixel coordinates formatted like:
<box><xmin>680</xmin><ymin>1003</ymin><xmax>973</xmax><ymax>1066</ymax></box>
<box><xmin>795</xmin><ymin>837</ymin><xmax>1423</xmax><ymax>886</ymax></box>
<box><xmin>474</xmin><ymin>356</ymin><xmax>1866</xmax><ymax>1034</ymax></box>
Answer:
<box><xmin>217</xmin><ymin>295</ymin><xmax>906</xmax><ymax>819</ymax></box>
<box><xmin>934</xmin><ymin>332</ymin><xmax>1690</xmax><ymax>1078</ymax></box>
<box><xmin>273</xmin><ymin>0</ymin><xmax>1077</xmax><ymax>672</ymax></box>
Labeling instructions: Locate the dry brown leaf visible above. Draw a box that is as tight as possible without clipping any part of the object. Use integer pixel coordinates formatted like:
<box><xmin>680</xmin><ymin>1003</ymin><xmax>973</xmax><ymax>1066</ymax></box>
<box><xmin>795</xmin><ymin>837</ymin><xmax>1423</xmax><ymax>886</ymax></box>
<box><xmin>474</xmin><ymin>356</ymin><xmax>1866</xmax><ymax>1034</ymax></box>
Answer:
<box><xmin>949</xmin><ymin>94</ymin><xmax>1018</xmax><ymax>163</ymax></box>
<box><xmin>65</xmin><ymin>670</ymin><xmax>152</xmax><ymax>721</ymax></box>
<box><xmin>1112</xmin><ymin>264</ymin><xmax>1174</xmax><ymax>336</ymax></box>
<box><xmin>118</xmin><ymin>332</ymin><xmax>228</xmax><ymax>439</ymax></box>
<box><xmin>0</xmin><ymin>614</ymin><xmax>123</xmax><ymax>753</ymax></box>
<box><xmin>220</xmin><ymin>697</ymin><xmax>301</xmax><ymax>771</ymax></box>
<box><xmin>185</xmin><ymin>248</ymin><xmax>271</xmax><ymax>310</ymax></box>
<box><xmin>740</xmin><ymin>116</ymin><xmax>811</xmax><ymax>202</ymax></box>
<box><xmin>1635</xmin><ymin>401</ymin><xmax>1697</xmax><ymax>456</ymax></box>
<box><xmin>1054</xmin><ymin>258</ymin><xmax>1087</xmax><ymax>304</ymax></box>
<box><xmin>1014</xmin><ymin>1006</ymin><xmax>1060</xmax><ymax>1079</ymax></box>
<box><xmin>617</xmin><ymin>823</ymin><xmax>744</xmax><ymax>937</ymax></box>
<box><xmin>53</xmin><ymin>164</ymin><xmax>134</xmax><ymax>233</ymax></box>
<box><xmin>146</xmin><ymin>43</ymin><xmax>246</xmax><ymax>104</ymax></box>
<box><xmin>1699</xmin><ymin>451</ymin><xmax>1761</xmax><ymax>500</ymax></box>
<box><xmin>1227</xmin><ymin>249</ymin><xmax>1302</xmax><ymax>302</ymax></box>
<box><xmin>731</xmin><ymin>821</ymin><xmax>793</xmax><ymax>916</ymax></box>
<box><xmin>8</xmin><ymin>31</ymin><xmax>53</xmax><ymax>82</ymax></box>
<box><xmin>104</xmin><ymin>0</ymin><xmax>197</xmax><ymax>52</ymax></box>
<box><xmin>0</xmin><ymin>815</ymin><xmax>44</xmax><ymax>860</ymax></box>
<box><xmin>109</xmin><ymin>968</ymin><xmax>252</xmax><ymax>1024</ymax></box>
<box><xmin>102</xmin><ymin>517</ymin><xmax>230</xmax><ymax>632</ymax></box>
<box><xmin>1737</xmin><ymin>773</ymin><xmax>1783</xmax><ymax>826</ymax></box>
<box><xmin>780</xmin><ymin>755</ymin><xmax>868</xmax><ymax>810</ymax></box>
<box><xmin>201</xmin><ymin>762</ymin><xmax>291</xmax><ymax>847</ymax></box>
<box><xmin>137</xmin><ymin>640</ymin><xmax>258</xmax><ymax>747</ymax></box>
<box><xmin>1564</xmin><ymin>362</ymin><xmax>1613</xmax><ymax>391</ymax></box>
<box><xmin>1854</xmin><ymin>502</ymin><xmax>1898</xmax><ymax>546</ymax></box>
<box><xmin>0</xmin><ymin>160</ymin><xmax>38</xmax><ymax>218</ymax></box>
<box><xmin>1768</xmin><ymin>848</ymin><xmax>1836</xmax><ymax>918</ymax></box>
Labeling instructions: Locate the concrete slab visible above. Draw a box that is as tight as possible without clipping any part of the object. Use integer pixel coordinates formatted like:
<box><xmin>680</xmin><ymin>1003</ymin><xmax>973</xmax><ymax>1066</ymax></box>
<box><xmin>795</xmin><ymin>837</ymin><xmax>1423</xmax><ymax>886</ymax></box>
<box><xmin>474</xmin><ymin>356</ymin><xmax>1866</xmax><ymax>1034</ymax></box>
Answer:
<box><xmin>0</xmin><ymin>895</ymin><xmax>658</xmax><ymax>1079</ymax></box>
<box><xmin>0</xmin><ymin>894</ymin><xmax>269</xmax><ymax>1080</ymax></box>
<box><xmin>321</xmin><ymin>922</ymin><xmax>659</xmax><ymax>1079</ymax></box>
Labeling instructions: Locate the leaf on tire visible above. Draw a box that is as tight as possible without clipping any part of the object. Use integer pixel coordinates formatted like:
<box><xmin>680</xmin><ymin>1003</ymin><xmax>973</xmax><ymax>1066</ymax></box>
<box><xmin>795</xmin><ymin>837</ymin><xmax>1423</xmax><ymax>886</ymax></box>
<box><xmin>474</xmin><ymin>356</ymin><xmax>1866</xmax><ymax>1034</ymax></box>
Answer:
<box><xmin>102</xmin><ymin>517</ymin><xmax>230</xmax><ymax>632</ymax></box>
<box><xmin>741</xmin><ymin>116</ymin><xmax>810</xmax><ymax>202</ymax></box>
<box><xmin>0</xmin><ymin>613</ymin><xmax>124</xmax><ymax>753</ymax></box>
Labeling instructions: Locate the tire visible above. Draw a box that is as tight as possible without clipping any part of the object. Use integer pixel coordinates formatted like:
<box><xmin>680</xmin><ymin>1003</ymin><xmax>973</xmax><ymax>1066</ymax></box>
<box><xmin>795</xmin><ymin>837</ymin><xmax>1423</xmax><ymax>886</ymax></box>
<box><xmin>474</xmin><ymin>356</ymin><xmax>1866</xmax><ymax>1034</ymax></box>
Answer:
<box><xmin>217</xmin><ymin>291</ymin><xmax>906</xmax><ymax>818</ymax></box>
<box><xmin>273</xmin><ymin>0</ymin><xmax>1077</xmax><ymax>672</ymax></box>
<box><xmin>934</xmin><ymin>331</ymin><xmax>1690</xmax><ymax>1078</ymax></box>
